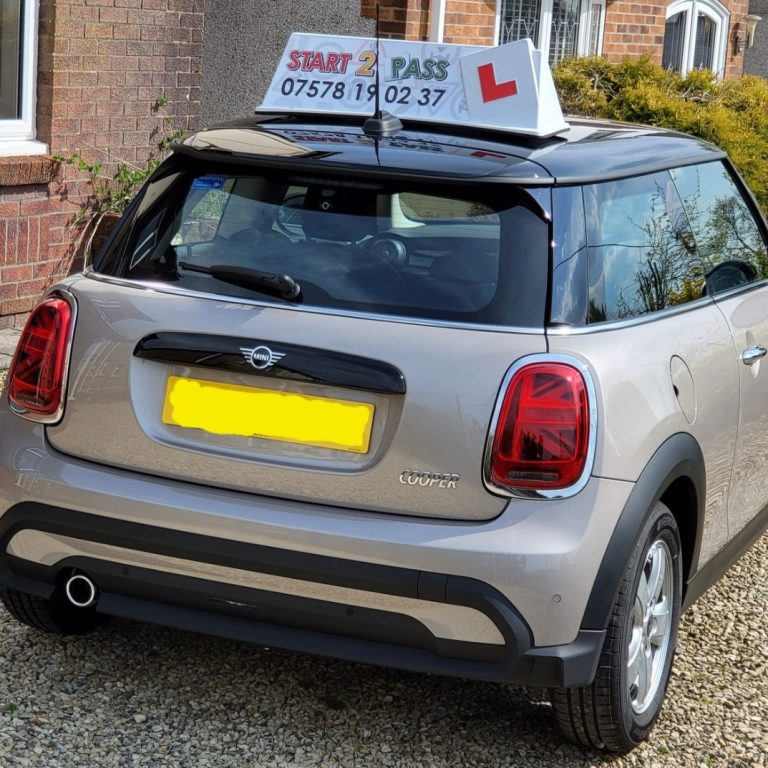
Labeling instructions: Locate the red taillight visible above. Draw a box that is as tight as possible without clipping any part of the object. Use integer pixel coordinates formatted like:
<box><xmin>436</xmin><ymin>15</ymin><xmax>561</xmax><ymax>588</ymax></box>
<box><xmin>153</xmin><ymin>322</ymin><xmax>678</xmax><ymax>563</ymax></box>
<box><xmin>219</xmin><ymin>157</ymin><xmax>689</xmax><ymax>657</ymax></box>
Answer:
<box><xmin>8</xmin><ymin>296</ymin><xmax>74</xmax><ymax>420</ymax></box>
<box><xmin>489</xmin><ymin>362</ymin><xmax>590</xmax><ymax>491</ymax></box>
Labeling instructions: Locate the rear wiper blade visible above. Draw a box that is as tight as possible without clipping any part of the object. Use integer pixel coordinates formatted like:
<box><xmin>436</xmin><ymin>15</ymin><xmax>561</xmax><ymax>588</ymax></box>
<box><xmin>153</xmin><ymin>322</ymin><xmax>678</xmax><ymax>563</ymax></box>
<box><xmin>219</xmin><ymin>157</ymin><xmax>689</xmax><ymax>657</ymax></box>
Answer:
<box><xmin>179</xmin><ymin>262</ymin><xmax>301</xmax><ymax>301</ymax></box>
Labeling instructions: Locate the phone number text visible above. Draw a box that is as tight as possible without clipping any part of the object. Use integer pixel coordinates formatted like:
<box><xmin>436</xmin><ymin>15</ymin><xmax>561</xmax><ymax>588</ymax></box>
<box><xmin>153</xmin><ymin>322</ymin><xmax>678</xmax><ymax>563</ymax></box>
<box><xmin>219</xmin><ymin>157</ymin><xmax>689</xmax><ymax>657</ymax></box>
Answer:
<box><xmin>280</xmin><ymin>77</ymin><xmax>447</xmax><ymax>107</ymax></box>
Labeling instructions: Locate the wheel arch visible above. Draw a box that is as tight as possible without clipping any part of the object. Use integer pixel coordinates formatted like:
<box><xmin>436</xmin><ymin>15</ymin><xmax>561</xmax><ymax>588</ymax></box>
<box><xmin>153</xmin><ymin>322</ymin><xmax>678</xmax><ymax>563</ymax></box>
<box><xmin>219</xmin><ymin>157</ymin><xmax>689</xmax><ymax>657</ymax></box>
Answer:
<box><xmin>581</xmin><ymin>432</ymin><xmax>705</xmax><ymax>631</ymax></box>
<box><xmin>658</xmin><ymin>474</ymin><xmax>699</xmax><ymax>598</ymax></box>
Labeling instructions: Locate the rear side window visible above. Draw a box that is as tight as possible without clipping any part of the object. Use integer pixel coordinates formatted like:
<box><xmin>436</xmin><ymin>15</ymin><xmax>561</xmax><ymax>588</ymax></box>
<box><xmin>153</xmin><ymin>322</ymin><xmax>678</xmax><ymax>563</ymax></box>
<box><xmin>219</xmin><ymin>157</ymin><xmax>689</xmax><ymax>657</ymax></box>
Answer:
<box><xmin>584</xmin><ymin>171</ymin><xmax>700</xmax><ymax>323</ymax></box>
<box><xmin>98</xmin><ymin>163</ymin><xmax>550</xmax><ymax>327</ymax></box>
<box><xmin>670</xmin><ymin>161</ymin><xmax>768</xmax><ymax>295</ymax></box>
<box><xmin>550</xmin><ymin>186</ymin><xmax>588</xmax><ymax>326</ymax></box>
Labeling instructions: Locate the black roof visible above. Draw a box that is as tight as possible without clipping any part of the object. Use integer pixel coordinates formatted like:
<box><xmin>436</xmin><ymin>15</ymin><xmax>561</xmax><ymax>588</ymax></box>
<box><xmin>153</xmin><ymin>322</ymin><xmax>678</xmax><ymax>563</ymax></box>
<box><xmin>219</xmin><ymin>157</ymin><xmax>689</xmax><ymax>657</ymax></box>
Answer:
<box><xmin>176</xmin><ymin>113</ymin><xmax>726</xmax><ymax>185</ymax></box>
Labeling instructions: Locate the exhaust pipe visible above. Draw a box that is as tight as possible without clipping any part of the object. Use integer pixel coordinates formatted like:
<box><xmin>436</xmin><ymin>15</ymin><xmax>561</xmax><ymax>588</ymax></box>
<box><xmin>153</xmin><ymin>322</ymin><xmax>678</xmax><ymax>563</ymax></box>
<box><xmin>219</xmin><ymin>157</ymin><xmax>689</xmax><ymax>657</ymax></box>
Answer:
<box><xmin>64</xmin><ymin>573</ymin><xmax>97</xmax><ymax>609</ymax></box>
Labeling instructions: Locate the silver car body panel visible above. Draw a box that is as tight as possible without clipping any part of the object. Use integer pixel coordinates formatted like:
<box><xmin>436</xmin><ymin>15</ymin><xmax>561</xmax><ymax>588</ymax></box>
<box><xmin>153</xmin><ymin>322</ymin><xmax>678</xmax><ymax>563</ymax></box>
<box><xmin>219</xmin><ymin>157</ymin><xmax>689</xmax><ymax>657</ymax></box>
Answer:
<box><xmin>713</xmin><ymin>286</ymin><xmax>768</xmax><ymax>537</ymax></box>
<box><xmin>45</xmin><ymin>278</ymin><xmax>548</xmax><ymax>522</ymax></box>
<box><xmin>548</xmin><ymin>301</ymin><xmax>739</xmax><ymax>565</ymax></box>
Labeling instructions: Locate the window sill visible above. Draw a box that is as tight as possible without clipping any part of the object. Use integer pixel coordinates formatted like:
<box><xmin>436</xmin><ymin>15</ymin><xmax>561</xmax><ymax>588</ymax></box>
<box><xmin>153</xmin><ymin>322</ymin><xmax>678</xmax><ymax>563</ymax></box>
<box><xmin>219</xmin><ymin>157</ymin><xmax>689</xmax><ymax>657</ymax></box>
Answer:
<box><xmin>0</xmin><ymin>139</ymin><xmax>49</xmax><ymax>158</ymax></box>
<box><xmin>0</xmin><ymin>153</ymin><xmax>57</xmax><ymax>187</ymax></box>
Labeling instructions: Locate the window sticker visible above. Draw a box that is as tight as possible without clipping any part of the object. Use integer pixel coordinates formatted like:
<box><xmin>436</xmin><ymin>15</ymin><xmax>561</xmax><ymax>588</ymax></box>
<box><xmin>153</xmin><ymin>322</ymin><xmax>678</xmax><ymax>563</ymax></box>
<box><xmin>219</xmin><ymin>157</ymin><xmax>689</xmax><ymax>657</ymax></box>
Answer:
<box><xmin>192</xmin><ymin>174</ymin><xmax>227</xmax><ymax>190</ymax></box>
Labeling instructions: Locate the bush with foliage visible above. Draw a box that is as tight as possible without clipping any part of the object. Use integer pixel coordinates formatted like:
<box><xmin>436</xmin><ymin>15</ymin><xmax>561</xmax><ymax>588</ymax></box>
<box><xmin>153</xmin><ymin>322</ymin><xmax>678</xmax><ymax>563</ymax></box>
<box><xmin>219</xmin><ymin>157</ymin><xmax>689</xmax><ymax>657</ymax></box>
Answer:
<box><xmin>553</xmin><ymin>56</ymin><xmax>768</xmax><ymax>213</ymax></box>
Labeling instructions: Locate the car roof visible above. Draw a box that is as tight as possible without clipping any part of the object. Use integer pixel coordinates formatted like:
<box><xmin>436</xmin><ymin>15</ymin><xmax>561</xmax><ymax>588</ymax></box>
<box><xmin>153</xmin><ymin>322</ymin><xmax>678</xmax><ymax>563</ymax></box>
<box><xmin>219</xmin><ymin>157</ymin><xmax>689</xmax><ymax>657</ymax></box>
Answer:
<box><xmin>176</xmin><ymin>114</ymin><xmax>726</xmax><ymax>186</ymax></box>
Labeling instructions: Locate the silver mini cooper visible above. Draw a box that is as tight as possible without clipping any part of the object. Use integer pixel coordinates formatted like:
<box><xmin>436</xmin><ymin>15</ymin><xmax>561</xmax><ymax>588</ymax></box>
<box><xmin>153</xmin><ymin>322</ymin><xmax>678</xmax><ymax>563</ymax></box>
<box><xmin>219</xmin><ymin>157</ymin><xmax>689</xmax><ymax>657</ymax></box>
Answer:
<box><xmin>1</xmin><ymin>114</ymin><xmax>767</xmax><ymax>752</ymax></box>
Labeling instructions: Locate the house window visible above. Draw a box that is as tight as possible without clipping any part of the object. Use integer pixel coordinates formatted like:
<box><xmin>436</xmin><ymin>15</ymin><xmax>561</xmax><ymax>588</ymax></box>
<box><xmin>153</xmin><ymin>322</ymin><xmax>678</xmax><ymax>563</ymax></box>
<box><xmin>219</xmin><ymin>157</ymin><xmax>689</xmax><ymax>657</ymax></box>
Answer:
<box><xmin>693</xmin><ymin>13</ymin><xmax>716</xmax><ymax>68</ymax></box>
<box><xmin>586</xmin><ymin>0</ymin><xmax>605</xmax><ymax>56</ymax></box>
<box><xmin>497</xmin><ymin>0</ymin><xmax>605</xmax><ymax>62</ymax></box>
<box><xmin>550</xmin><ymin>0</ymin><xmax>582</xmax><ymax>62</ymax></box>
<box><xmin>497</xmin><ymin>0</ymin><xmax>541</xmax><ymax>45</ymax></box>
<box><xmin>0</xmin><ymin>0</ymin><xmax>44</xmax><ymax>155</ymax></box>
<box><xmin>662</xmin><ymin>0</ymin><xmax>729</xmax><ymax>76</ymax></box>
<box><xmin>662</xmin><ymin>11</ymin><xmax>687</xmax><ymax>71</ymax></box>
<box><xmin>0</xmin><ymin>2</ymin><xmax>23</xmax><ymax>120</ymax></box>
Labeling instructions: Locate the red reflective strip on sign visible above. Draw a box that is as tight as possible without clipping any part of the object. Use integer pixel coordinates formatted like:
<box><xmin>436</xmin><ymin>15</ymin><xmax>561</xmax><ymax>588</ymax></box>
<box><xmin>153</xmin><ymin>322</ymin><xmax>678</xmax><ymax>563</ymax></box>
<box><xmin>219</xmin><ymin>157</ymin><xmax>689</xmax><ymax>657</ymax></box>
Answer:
<box><xmin>471</xmin><ymin>150</ymin><xmax>508</xmax><ymax>159</ymax></box>
<box><xmin>477</xmin><ymin>63</ymin><xmax>518</xmax><ymax>103</ymax></box>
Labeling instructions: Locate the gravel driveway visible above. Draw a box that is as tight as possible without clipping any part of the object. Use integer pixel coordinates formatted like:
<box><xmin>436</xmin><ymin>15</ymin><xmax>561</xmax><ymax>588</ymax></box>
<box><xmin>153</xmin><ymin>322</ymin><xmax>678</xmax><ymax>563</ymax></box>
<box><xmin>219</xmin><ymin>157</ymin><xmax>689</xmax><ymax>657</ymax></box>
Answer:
<box><xmin>0</xmin><ymin>370</ymin><xmax>765</xmax><ymax>767</ymax></box>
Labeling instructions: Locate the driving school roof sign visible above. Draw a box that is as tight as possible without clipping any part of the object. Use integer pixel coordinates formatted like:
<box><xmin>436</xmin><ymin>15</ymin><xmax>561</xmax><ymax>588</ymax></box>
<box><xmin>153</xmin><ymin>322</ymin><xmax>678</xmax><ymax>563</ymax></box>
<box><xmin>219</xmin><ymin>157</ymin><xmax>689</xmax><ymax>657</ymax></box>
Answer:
<box><xmin>258</xmin><ymin>33</ymin><xmax>569</xmax><ymax>139</ymax></box>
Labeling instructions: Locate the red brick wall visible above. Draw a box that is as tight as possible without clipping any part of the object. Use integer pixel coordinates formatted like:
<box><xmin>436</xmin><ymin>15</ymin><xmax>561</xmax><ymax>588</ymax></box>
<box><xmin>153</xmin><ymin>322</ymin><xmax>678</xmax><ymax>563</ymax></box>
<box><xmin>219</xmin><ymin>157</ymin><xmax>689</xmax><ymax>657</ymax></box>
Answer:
<box><xmin>361</xmin><ymin>0</ymin><xmax>431</xmax><ymax>40</ymax></box>
<box><xmin>724</xmin><ymin>0</ymin><xmax>750</xmax><ymax>78</ymax></box>
<box><xmin>362</xmin><ymin>0</ymin><xmax>495</xmax><ymax>43</ymax></box>
<box><xmin>38</xmin><ymin>0</ymin><xmax>202</xmax><ymax>162</ymax></box>
<box><xmin>405</xmin><ymin>0</ymin><xmax>431</xmax><ymax>39</ymax></box>
<box><xmin>443</xmin><ymin>0</ymin><xmax>495</xmax><ymax>44</ymax></box>
<box><xmin>0</xmin><ymin>164</ymin><xmax>61</xmax><ymax>329</ymax></box>
<box><xmin>601</xmin><ymin>1</ymin><xmax>666</xmax><ymax>62</ymax></box>
<box><xmin>0</xmin><ymin>0</ymin><xmax>203</xmax><ymax>327</ymax></box>
<box><xmin>0</xmin><ymin>174</ymin><xmax>58</xmax><ymax>327</ymax></box>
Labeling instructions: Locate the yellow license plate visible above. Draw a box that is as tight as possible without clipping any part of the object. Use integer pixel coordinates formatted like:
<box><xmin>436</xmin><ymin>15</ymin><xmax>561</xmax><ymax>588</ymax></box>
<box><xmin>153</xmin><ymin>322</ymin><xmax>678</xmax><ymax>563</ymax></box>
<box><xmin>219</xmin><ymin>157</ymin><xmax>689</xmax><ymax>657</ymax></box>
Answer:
<box><xmin>162</xmin><ymin>376</ymin><xmax>374</xmax><ymax>454</ymax></box>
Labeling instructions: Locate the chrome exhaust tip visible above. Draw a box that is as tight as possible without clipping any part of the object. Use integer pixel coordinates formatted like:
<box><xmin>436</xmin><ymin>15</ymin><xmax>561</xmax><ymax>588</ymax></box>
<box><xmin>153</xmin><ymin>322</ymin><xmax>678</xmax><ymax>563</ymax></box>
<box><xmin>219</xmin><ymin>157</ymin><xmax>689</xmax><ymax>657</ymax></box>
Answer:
<box><xmin>64</xmin><ymin>573</ymin><xmax>97</xmax><ymax>609</ymax></box>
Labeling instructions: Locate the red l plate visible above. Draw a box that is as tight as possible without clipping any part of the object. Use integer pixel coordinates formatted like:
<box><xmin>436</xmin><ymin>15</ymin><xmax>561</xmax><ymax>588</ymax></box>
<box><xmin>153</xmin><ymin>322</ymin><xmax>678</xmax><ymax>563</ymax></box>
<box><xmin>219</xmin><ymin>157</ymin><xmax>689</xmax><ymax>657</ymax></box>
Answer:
<box><xmin>478</xmin><ymin>63</ymin><xmax>518</xmax><ymax>103</ymax></box>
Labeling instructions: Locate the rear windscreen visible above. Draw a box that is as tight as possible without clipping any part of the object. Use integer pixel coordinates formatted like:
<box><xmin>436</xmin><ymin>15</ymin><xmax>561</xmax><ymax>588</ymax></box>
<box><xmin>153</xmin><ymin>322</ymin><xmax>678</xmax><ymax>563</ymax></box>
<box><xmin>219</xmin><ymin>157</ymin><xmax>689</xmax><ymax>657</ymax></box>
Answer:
<box><xmin>96</xmin><ymin>161</ymin><xmax>550</xmax><ymax>327</ymax></box>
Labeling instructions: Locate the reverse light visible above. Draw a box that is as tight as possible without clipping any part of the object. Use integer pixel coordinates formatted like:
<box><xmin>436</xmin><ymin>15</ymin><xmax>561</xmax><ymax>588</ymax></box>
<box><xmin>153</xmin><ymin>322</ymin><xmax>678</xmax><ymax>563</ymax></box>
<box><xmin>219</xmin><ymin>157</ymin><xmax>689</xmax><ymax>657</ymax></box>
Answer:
<box><xmin>8</xmin><ymin>295</ymin><xmax>74</xmax><ymax>422</ymax></box>
<box><xmin>487</xmin><ymin>360</ymin><xmax>592</xmax><ymax>494</ymax></box>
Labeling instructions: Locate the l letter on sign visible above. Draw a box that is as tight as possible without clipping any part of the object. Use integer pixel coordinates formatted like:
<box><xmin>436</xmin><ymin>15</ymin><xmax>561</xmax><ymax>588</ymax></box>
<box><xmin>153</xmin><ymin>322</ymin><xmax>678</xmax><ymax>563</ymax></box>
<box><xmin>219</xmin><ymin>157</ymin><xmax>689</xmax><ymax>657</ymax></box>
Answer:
<box><xmin>477</xmin><ymin>63</ymin><xmax>518</xmax><ymax>103</ymax></box>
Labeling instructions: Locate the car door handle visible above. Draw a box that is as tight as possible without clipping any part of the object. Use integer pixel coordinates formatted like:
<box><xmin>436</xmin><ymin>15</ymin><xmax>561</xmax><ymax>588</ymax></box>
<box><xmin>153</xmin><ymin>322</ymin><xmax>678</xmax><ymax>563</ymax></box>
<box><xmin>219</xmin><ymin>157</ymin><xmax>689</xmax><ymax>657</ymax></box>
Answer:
<box><xmin>741</xmin><ymin>346</ymin><xmax>767</xmax><ymax>366</ymax></box>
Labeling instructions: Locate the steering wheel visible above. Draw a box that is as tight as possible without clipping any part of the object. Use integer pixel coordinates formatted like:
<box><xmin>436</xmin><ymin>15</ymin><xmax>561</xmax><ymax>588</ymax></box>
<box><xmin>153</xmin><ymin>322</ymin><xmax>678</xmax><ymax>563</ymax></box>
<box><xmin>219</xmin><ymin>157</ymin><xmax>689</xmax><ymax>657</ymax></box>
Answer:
<box><xmin>356</xmin><ymin>241</ymin><xmax>407</xmax><ymax>282</ymax></box>
<box><xmin>365</xmin><ymin>234</ymin><xmax>408</xmax><ymax>266</ymax></box>
<box><xmin>703</xmin><ymin>260</ymin><xmax>757</xmax><ymax>296</ymax></box>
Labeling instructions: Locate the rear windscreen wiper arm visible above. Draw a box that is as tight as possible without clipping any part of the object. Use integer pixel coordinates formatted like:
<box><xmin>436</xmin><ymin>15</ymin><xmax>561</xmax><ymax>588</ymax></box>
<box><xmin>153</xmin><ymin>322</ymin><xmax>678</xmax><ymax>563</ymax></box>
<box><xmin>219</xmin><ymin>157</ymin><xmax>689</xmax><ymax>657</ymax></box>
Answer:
<box><xmin>179</xmin><ymin>262</ymin><xmax>301</xmax><ymax>301</ymax></box>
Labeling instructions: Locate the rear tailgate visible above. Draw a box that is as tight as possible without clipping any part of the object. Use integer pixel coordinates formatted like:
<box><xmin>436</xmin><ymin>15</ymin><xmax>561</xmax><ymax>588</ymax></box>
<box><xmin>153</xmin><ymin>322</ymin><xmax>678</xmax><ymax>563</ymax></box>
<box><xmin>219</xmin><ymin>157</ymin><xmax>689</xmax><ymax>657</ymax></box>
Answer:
<box><xmin>46</xmin><ymin>278</ymin><xmax>545</xmax><ymax>521</ymax></box>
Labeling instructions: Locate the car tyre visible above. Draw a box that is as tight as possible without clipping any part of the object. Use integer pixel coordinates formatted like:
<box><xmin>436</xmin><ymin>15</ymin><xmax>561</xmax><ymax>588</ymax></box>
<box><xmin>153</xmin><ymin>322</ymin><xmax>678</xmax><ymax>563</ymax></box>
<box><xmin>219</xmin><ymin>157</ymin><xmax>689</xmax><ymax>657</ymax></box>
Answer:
<box><xmin>0</xmin><ymin>587</ymin><xmax>109</xmax><ymax>635</ymax></box>
<box><xmin>550</xmin><ymin>501</ymin><xmax>682</xmax><ymax>752</ymax></box>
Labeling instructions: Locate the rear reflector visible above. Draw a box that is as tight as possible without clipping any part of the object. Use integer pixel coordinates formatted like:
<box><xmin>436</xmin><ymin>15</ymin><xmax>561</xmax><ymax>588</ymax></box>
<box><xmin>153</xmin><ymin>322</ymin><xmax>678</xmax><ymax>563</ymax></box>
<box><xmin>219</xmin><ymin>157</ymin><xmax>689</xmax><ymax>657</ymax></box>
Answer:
<box><xmin>488</xmin><ymin>362</ymin><xmax>590</xmax><ymax>492</ymax></box>
<box><xmin>8</xmin><ymin>296</ymin><xmax>74</xmax><ymax>421</ymax></box>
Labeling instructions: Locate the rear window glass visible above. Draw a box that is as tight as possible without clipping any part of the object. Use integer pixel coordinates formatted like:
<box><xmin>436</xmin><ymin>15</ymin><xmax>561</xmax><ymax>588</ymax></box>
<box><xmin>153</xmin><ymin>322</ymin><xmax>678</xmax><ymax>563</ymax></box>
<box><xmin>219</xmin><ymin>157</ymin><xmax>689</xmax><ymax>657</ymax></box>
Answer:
<box><xmin>97</xmin><ymin>164</ymin><xmax>549</xmax><ymax>327</ymax></box>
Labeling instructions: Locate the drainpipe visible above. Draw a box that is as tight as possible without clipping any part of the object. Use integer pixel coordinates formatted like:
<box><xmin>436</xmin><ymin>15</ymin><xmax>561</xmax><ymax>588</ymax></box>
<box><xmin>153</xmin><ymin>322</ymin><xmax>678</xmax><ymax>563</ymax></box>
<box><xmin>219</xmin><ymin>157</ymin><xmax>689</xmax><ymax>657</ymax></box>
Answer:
<box><xmin>429</xmin><ymin>0</ymin><xmax>446</xmax><ymax>43</ymax></box>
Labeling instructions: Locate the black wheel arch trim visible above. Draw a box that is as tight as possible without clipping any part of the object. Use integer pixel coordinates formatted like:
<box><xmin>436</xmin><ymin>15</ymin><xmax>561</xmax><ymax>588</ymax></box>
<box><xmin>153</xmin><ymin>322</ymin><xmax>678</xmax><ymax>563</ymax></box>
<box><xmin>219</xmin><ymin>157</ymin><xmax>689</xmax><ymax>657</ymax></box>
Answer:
<box><xmin>580</xmin><ymin>432</ymin><xmax>705</xmax><ymax>631</ymax></box>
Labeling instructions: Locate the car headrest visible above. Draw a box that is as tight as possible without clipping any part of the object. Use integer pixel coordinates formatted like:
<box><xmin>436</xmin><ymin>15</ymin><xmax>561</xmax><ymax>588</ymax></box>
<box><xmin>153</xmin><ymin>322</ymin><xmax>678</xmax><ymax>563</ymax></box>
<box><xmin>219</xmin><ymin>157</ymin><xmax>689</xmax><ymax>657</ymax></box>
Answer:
<box><xmin>302</xmin><ymin>187</ymin><xmax>375</xmax><ymax>243</ymax></box>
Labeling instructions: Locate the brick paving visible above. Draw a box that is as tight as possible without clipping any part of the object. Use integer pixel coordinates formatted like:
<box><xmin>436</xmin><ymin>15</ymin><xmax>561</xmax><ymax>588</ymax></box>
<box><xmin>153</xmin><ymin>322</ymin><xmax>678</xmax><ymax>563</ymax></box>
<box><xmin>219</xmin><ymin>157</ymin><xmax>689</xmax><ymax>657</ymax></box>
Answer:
<box><xmin>0</xmin><ymin>329</ymin><xmax>20</xmax><ymax>372</ymax></box>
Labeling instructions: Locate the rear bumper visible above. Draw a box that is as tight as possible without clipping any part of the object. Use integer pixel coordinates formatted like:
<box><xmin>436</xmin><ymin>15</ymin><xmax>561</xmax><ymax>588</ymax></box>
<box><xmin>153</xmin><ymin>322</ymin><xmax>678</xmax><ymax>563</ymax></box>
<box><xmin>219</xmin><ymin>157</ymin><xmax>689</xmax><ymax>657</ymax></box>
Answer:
<box><xmin>0</xmin><ymin>413</ymin><xmax>636</xmax><ymax>687</ymax></box>
<box><xmin>0</xmin><ymin>503</ymin><xmax>604</xmax><ymax>687</ymax></box>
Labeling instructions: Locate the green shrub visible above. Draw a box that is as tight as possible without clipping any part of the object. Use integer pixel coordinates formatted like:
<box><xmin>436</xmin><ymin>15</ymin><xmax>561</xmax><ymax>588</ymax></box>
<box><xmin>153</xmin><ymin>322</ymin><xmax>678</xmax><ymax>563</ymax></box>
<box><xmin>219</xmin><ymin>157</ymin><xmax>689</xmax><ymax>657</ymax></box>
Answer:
<box><xmin>553</xmin><ymin>57</ymin><xmax>768</xmax><ymax>212</ymax></box>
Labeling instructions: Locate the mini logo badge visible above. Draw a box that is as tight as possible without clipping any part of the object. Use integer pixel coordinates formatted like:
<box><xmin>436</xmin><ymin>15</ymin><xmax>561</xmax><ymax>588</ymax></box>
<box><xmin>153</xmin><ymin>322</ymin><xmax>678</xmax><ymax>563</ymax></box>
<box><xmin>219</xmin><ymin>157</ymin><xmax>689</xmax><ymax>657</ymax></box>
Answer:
<box><xmin>240</xmin><ymin>345</ymin><xmax>286</xmax><ymax>370</ymax></box>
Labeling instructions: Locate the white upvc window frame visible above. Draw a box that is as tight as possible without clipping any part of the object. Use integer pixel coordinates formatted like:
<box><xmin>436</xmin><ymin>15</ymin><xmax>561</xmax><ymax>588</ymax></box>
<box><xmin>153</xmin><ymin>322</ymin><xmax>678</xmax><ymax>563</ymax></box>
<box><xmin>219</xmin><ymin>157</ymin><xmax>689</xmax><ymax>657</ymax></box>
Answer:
<box><xmin>0</xmin><ymin>0</ymin><xmax>46</xmax><ymax>156</ymax></box>
<box><xmin>664</xmin><ymin>0</ymin><xmax>730</xmax><ymax>78</ymax></box>
<box><xmin>494</xmin><ymin>0</ymin><xmax>606</xmax><ymax>58</ymax></box>
<box><xmin>580</xmin><ymin>0</ymin><xmax>606</xmax><ymax>57</ymax></box>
